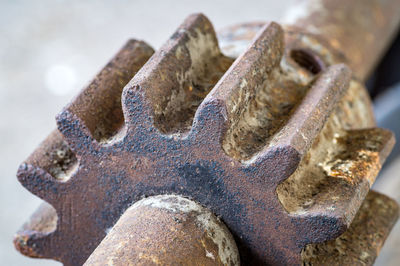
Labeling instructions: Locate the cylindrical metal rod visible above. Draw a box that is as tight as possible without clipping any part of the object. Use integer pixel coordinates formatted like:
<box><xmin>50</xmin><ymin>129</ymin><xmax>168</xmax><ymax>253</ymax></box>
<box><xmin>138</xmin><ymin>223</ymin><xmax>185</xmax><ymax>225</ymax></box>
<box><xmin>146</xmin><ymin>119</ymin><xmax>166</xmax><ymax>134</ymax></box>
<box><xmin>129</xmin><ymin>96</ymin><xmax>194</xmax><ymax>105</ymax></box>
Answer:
<box><xmin>282</xmin><ymin>0</ymin><xmax>400</xmax><ymax>80</ymax></box>
<box><xmin>84</xmin><ymin>195</ymin><xmax>240</xmax><ymax>266</ymax></box>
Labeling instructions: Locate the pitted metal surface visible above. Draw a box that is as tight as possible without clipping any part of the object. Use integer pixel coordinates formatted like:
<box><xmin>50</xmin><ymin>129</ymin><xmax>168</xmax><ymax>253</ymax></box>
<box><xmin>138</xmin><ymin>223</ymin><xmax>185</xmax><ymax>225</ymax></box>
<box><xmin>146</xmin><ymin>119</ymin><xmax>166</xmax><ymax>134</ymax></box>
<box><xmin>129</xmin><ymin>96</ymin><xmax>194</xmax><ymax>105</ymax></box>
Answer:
<box><xmin>14</xmin><ymin>1</ymin><xmax>400</xmax><ymax>265</ymax></box>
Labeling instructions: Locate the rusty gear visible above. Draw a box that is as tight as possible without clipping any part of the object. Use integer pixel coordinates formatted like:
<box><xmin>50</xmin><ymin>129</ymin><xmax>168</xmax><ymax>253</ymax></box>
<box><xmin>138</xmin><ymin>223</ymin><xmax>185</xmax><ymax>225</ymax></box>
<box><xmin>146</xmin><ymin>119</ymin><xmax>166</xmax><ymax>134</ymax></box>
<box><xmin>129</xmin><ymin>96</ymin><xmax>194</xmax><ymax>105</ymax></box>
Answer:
<box><xmin>14</xmin><ymin>3</ymin><xmax>400</xmax><ymax>265</ymax></box>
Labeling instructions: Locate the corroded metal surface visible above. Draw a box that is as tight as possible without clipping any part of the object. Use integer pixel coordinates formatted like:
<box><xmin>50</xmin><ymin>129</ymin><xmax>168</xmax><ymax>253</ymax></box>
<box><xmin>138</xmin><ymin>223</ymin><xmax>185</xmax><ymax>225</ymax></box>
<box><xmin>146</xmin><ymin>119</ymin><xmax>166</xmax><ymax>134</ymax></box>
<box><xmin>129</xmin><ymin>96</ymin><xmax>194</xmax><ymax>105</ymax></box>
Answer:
<box><xmin>302</xmin><ymin>190</ymin><xmax>399</xmax><ymax>265</ymax></box>
<box><xmin>14</xmin><ymin>39</ymin><xmax>155</xmax><ymax>264</ymax></box>
<box><xmin>282</xmin><ymin>0</ymin><xmax>400</xmax><ymax>81</ymax></box>
<box><xmin>221</xmin><ymin>0</ymin><xmax>400</xmax><ymax>82</ymax></box>
<box><xmin>14</xmin><ymin>1</ymin><xmax>400</xmax><ymax>265</ymax></box>
<box><xmin>84</xmin><ymin>195</ymin><xmax>240</xmax><ymax>266</ymax></box>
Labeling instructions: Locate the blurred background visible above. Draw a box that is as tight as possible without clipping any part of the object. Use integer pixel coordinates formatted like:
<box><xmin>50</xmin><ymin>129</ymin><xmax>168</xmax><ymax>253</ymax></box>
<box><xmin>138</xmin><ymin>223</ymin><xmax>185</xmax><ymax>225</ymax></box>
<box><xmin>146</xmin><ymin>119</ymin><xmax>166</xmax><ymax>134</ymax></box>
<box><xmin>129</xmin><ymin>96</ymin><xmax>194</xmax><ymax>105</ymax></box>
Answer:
<box><xmin>0</xmin><ymin>0</ymin><xmax>399</xmax><ymax>265</ymax></box>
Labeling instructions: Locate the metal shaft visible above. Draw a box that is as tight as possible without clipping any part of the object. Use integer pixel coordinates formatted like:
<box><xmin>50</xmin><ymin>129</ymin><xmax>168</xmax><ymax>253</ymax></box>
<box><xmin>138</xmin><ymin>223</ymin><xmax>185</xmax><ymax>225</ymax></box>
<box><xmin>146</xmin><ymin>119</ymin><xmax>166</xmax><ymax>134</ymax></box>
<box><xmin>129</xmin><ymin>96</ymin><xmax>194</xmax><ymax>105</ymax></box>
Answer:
<box><xmin>282</xmin><ymin>0</ymin><xmax>400</xmax><ymax>80</ymax></box>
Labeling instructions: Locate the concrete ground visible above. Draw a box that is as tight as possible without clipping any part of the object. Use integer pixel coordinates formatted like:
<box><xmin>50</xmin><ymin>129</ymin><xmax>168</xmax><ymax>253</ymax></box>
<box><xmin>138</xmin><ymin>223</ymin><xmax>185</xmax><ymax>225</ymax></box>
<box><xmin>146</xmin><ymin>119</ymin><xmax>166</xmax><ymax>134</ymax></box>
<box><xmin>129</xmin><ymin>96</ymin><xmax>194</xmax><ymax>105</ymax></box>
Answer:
<box><xmin>0</xmin><ymin>0</ymin><xmax>398</xmax><ymax>265</ymax></box>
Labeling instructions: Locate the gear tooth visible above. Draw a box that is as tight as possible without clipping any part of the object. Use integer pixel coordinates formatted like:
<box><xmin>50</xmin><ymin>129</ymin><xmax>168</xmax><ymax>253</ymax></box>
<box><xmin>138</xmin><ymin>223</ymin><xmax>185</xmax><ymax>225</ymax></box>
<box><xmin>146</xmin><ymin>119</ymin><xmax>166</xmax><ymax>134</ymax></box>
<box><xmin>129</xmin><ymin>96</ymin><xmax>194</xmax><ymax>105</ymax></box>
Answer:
<box><xmin>323</xmin><ymin>127</ymin><xmax>394</xmax><ymax>224</ymax></box>
<box><xmin>345</xmin><ymin>127</ymin><xmax>395</xmax><ymax>167</ymax></box>
<box><xmin>332</xmin><ymin>127</ymin><xmax>395</xmax><ymax>190</ymax></box>
<box><xmin>216</xmin><ymin>22</ymin><xmax>284</xmax><ymax>106</ymax></box>
<box><xmin>16</xmin><ymin>130</ymin><xmax>75</xmax><ymax>204</ymax></box>
<box><xmin>189</xmin><ymin>98</ymin><xmax>229</xmax><ymax>147</ymax></box>
<box><xmin>247</xmin><ymin>145</ymin><xmax>301</xmax><ymax>185</ymax></box>
<box><xmin>294</xmin><ymin>212</ymin><xmax>346</xmax><ymax>245</ymax></box>
<box><xmin>122</xmin><ymin>13</ymin><xmax>233</xmax><ymax>135</ymax></box>
<box><xmin>211</xmin><ymin>22</ymin><xmax>284</xmax><ymax>161</ymax></box>
<box><xmin>17</xmin><ymin>163</ymin><xmax>67</xmax><ymax>204</ymax></box>
<box><xmin>190</xmin><ymin>22</ymin><xmax>285</xmax><ymax>157</ymax></box>
<box><xmin>60</xmin><ymin>39</ymin><xmax>153</xmax><ymax>145</ymax></box>
<box><xmin>56</xmin><ymin>109</ymin><xmax>99</xmax><ymax>156</ymax></box>
<box><xmin>296</xmin><ymin>190</ymin><xmax>399</xmax><ymax>255</ymax></box>
<box><xmin>277</xmin><ymin>127</ymin><xmax>395</xmax><ymax>247</ymax></box>
<box><xmin>121</xmin><ymin>86</ymin><xmax>157</xmax><ymax>135</ymax></box>
<box><xmin>14</xmin><ymin>231</ymin><xmax>56</xmax><ymax>259</ymax></box>
<box><xmin>14</xmin><ymin>203</ymin><xmax>58</xmax><ymax>260</ymax></box>
<box><xmin>269</xmin><ymin>64</ymin><xmax>352</xmax><ymax>156</ymax></box>
<box><xmin>181</xmin><ymin>13</ymin><xmax>218</xmax><ymax>37</ymax></box>
<box><xmin>301</xmin><ymin>190</ymin><xmax>399</xmax><ymax>265</ymax></box>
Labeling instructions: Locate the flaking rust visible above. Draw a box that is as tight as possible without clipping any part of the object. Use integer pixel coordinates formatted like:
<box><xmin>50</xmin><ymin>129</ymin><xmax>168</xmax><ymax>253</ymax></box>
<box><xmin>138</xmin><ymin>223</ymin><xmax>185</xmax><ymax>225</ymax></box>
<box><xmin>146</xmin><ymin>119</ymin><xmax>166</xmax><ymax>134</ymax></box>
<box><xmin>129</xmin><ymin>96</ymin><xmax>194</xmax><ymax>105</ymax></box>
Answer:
<box><xmin>14</xmin><ymin>0</ymin><xmax>400</xmax><ymax>265</ymax></box>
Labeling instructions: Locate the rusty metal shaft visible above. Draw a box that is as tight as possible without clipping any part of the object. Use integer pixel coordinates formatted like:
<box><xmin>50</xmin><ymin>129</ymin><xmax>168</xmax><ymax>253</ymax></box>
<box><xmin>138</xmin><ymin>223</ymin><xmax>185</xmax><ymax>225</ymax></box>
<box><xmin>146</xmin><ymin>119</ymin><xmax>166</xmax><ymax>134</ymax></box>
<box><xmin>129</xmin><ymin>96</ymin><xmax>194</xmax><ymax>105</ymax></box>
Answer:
<box><xmin>84</xmin><ymin>195</ymin><xmax>240</xmax><ymax>265</ymax></box>
<box><xmin>282</xmin><ymin>0</ymin><xmax>400</xmax><ymax>80</ymax></box>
